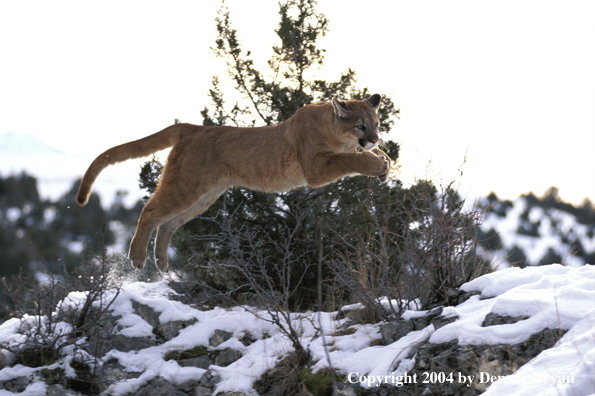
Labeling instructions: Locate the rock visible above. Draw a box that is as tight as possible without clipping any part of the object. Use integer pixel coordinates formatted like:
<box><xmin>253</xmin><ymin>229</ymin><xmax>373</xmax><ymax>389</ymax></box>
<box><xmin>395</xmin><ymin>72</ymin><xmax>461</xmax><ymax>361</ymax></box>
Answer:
<box><xmin>178</xmin><ymin>355</ymin><xmax>213</xmax><ymax>369</ymax></box>
<box><xmin>132</xmin><ymin>301</ymin><xmax>197</xmax><ymax>341</ymax></box>
<box><xmin>98</xmin><ymin>359</ymin><xmax>142</xmax><ymax>392</ymax></box>
<box><xmin>482</xmin><ymin>312</ymin><xmax>529</xmax><ymax>326</ymax></box>
<box><xmin>380</xmin><ymin>320</ymin><xmax>415</xmax><ymax>344</ymax></box>
<box><xmin>414</xmin><ymin>340</ymin><xmax>458</xmax><ymax>371</ymax></box>
<box><xmin>411</xmin><ymin>307</ymin><xmax>443</xmax><ymax>330</ymax></box>
<box><xmin>0</xmin><ymin>351</ymin><xmax>15</xmax><ymax>371</ymax></box>
<box><xmin>133</xmin><ymin>301</ymin><xmax>160</xmax><ymax>329</ymax></box>
<box><xmin>214</xmin><ymin>348</ymin><xmax>241</xmax><ymax>367</ymax></box>
<box><xmin>85</xmin><ymin>308</ymin><xmax>159</xmax><ymax>356</ymax></box>
<box><xmin>446</xmin><ymin>287</ymin><xmax>461</xmax><ymax>301</ymax></box>
<box><xmin>194</xmin><ymin>385</ymin><xmax>213</xmax><ymax>396</ymax></box>
<box><xmin>425</xmin><ymin>306</ymin><xmax>445</xmax><ymax>321</ymax></box>
<box><xmin>210</xmin><ymin>329</ymin><xmax>233</xmax><ymax>347</ymax></box>
<box><xmin>134</xmin><ymin>377</ymin><xmax>187</xmax><ymax>396</ymax></box>
<box><xmin>198</xmin><ymin>370</ymin><xmax>222</xmax><ymax>389</ymax></box>
<box><xmin>0</xmin><ymin>376</ymin><xmax>30</xmax><ymax>392</ymax></box>
<box><xmin>456</xmin><ymin>290</ymin><xmax>480</xmax><ymax>305</ymax></box>
<box><xmin>509</xmin><ymin>328</ymin><xmax>565</xmax><ymax>362</ymax></box>
<box><xmin>91</xmin><ymin>333</ymin><xmax>158</xmax><ymax>356</ymax></box>
<box><xmin>239</xmin><ymin>331</ymin><xmax>258</xmax><ymax>346</ymax></box>
<box><xmin>174</xmin><ymin>376</ymin><xmax>202</xmax><ymax>394</ymax></box>
<box><xmin>431</xmin><ymin>314</ymin><xmax>458</xmax><ymax>330</ymax></box>
<box><xmin>46</xmin><ymin>384</ymin><xmax>83</xmax><ymax>396</ymax></box>
<box><xmin>381</xmin><ymin>307</ymin><xmax>458</xmax><ymax>345</ymax></box>
<box><xmin>158</xmin><ymin>319</ymin><xmax>197</xmax><ymax>341</ymax></box>
<box><xmin>333</xmin><ymin>382</ymin><xmax>357</xmax><ymax>396</ymax></box>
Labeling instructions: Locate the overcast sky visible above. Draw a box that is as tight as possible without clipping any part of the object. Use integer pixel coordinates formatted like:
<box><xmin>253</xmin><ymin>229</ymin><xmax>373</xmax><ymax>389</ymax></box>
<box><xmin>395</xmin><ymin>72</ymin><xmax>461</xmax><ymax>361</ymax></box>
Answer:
<box><xmin>1</xmin><ymin>0</ymin><xmax>593</xmax><ymax>205</ymax></box>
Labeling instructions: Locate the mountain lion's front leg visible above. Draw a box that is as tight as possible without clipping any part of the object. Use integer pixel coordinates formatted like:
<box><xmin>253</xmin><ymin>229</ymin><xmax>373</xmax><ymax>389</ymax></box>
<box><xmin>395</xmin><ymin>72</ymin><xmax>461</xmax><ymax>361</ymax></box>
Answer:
<box><xmin>304</xmin><ymin>151</ymin><xmax>389</xmax><ymax>188</ymax></box>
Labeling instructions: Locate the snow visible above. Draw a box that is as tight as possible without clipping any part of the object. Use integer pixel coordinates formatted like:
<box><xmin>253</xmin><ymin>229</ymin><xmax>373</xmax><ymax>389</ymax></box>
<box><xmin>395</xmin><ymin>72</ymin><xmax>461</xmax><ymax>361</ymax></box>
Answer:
<box><xmin>431</xmin><ymin>265</ymin><xmax>594</xmax><ymax>348</ymax></box>
<box><xmin>0</xmin><ymin>264</ymin><xmax>593</xmax><ymax>395</ymax></box>
<box><xmin>0</xmin><ymin>381</ymin><xmax>46</xmax><ymax>396</ymax></box>
<box><xmin>311</xmin><ymin>324</ymin><xmax>433</xmax><ymax>383</ymax></box>
<box><xmin>482</xmin><ymin>316</ymin><xmax>595</xmax><ymax>396</ymax></box>
<box><xmin>481</xmin><ymin>197</ymin><xmax>595</xmax><ymax>268</ymax></box>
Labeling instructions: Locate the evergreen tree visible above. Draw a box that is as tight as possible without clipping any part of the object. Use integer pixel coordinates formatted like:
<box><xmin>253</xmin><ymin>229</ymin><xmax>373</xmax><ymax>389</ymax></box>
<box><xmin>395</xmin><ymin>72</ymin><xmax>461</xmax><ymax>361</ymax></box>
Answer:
<box><xmin>0</xmin><ymin>173</ymin><xmax>42</xmax><ymax>277</ymax></box>
<box><xmin>0</xmin><ymin>174</ymin><xmax>142</xmax><ymax>277</ymax></box>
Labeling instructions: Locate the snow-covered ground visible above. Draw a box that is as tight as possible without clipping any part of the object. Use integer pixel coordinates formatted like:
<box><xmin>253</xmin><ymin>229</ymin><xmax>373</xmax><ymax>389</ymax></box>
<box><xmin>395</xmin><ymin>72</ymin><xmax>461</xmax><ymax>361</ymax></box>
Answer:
<box><xmin>0</xmin><ymin>264</ymin><xmax>593</xmax><ymax>395</ymax></box>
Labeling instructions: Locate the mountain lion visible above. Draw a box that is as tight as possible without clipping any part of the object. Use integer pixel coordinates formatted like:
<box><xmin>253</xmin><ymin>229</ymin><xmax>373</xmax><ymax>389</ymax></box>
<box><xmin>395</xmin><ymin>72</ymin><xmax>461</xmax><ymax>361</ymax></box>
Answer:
<box><xmin>77</xmin><ymin>94</ymin><xmax>391</xmax><ymax>271</ymax></box>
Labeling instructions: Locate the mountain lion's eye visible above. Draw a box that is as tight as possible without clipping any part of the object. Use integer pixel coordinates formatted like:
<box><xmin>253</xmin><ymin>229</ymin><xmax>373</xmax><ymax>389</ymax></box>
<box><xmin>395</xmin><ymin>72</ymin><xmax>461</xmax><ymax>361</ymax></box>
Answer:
<box><xmin>356</xmin><ymin>124</ymin><xmax>366</xmax><ymax>131</ymax></box>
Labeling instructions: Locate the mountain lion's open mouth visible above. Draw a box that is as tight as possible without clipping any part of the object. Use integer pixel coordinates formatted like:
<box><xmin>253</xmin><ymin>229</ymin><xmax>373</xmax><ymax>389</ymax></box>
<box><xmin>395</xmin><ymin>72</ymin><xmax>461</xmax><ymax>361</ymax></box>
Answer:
<box><xmin>359</xmin><ymin>138</ymin><xmax>379</xmax><ymax>150</ymax></box>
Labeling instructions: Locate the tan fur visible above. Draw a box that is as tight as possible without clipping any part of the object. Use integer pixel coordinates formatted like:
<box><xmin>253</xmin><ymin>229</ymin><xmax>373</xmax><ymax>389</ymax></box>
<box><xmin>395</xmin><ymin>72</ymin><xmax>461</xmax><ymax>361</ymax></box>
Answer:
<box><xmin>77</xmin><ymin>95</ymin><xmax>391</xmax><ymax>271</ymax></box>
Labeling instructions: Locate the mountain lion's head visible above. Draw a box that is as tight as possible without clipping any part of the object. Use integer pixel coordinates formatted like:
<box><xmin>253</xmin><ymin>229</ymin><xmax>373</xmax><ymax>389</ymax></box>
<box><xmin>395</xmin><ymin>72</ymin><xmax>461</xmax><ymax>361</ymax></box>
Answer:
<box><xmin>332</xmin><ymin>94</ymin><xmax>382</xmax><ymax>151</ymax></box>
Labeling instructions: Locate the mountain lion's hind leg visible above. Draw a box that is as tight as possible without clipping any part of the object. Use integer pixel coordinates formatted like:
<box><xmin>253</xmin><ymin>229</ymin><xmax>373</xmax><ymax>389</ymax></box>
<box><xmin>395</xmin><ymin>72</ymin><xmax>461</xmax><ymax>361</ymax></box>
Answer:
<box><xmin>129</xmin><ymin>208</ymin><xmax>160</xmax><ymax>269</ymax></box>
<box><xmin>128</xmin><ymin>185</ymin><xmax>200</xmax><ymax>269</ymax></box>
<box><xmin>153</xmin><ymin>187</ymin><xmax>227</xmax><ymax>272</ymax></box>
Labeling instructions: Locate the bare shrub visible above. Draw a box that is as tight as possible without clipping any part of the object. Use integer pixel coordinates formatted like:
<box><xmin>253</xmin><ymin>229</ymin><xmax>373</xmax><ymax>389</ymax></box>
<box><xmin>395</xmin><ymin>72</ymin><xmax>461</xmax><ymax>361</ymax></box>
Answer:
<box><xmin>0</xmin><ymin>224</ymin><xmax>121</xmax><ymax>393</ymax></box>
<box><xmin>405</xmin><ymin>183</ymin><xmax>490</xmax><ymax>307</ymax></box>
<box><xmin>191</xmin><ymin>195</ymin><xmax>315</xmax><ymax>365</ymax></box>
<box><xmin>328</xmin><ymin>181</ymin><xmax>490</xmax><ymax>320</ymax></box>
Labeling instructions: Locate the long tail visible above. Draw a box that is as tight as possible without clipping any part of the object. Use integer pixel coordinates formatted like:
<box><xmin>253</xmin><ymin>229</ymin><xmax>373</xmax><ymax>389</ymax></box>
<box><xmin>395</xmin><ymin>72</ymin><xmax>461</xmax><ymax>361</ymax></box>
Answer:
<box><xmin>76</xmin><ymin>123</ymin><xmax>190</xmax><ymax>206</ymax></box>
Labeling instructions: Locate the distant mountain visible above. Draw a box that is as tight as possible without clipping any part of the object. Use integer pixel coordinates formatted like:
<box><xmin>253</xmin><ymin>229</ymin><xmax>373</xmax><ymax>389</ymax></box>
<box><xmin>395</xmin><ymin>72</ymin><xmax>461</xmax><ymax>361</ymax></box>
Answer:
<box><xmin>0</xmin><ymin>133</ymin><xmax>65</xmax><ymax>156</ymax></box>
<box><xmin>0</xmin><ymin>132</ymin><xmax>145</xmax><ymax>207</ymax></box>
<box><xmin>477</xmin><ymin>190</ymin><xmax>595</xmax><ymax>268</ymax></box>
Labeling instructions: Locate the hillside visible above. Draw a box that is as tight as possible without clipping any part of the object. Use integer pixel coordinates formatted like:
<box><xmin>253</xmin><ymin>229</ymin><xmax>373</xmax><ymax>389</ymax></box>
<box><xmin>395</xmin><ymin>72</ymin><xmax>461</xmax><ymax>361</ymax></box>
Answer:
<box><xmin>477</xmin><ymin>190</ymin><xmax>595</xmax><ymax>269</ymax></box>
<box><xmin>0</xmin><ymin>264</ymin><xmax>593</xmax><ymax>395</ymax></box>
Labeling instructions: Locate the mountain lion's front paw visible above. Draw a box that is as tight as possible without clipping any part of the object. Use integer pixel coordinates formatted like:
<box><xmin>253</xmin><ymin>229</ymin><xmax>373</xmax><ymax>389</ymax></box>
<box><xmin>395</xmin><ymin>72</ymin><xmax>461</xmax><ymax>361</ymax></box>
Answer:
<box><xmin>377</xmin><ymin>156</ymin><xmax>390</xmax><ymax>183</ymax></box>
<box><xmin>371</xmin><ymin>155</ymin><xmax>389</xmax><ymax>182</ymax></box>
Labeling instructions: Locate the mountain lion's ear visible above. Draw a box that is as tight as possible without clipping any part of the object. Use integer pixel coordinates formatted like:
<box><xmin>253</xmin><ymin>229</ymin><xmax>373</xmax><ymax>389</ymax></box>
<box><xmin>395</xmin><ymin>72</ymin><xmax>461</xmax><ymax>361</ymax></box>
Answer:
<box><xmin>332</xmin><ymin>97</ymin><xmax>350</xmax><ymax>119</ymax></box>
<box><xmin>367</xmin><ymin>94</ymin><xmax>382</xmax><ymax>111</ymax></box>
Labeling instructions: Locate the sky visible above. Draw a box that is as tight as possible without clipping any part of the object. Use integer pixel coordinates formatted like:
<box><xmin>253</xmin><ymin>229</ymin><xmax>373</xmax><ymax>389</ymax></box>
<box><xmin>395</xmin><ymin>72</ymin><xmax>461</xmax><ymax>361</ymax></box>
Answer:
<box><xmin>1</xmin><ymin>0</ymin><xmax>594</xmax><ymax>205</ymax></box>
